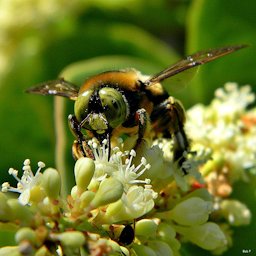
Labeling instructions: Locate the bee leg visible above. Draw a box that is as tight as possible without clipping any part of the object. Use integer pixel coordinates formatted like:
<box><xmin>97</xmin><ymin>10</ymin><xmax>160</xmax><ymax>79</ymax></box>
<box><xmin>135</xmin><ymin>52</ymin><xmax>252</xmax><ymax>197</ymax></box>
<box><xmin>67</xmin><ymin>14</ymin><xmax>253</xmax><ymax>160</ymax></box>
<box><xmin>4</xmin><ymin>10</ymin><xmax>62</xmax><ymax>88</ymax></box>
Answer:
<box><xmin>151</xmin><ymin>97</ymin><xmax>190</xmax><ymax>174</ymax></box>
<box><xmin>68</xmin><ymin>114</ymin><xmax>94</xmax><ymax>160</ymax></box>
<box><xmin>72</xmin><ymin>140</ymin><xmax>86</xmax><ymax>159</ymax></box>
<box><xmin>173</xmin><ymin>126</ymin><xmax>190</xmax><ymax>175</ymax></box>
<box><xmin>134</xmin><ymin>108</ymin><xmax>148</xmax><ymax>148</ymax></box>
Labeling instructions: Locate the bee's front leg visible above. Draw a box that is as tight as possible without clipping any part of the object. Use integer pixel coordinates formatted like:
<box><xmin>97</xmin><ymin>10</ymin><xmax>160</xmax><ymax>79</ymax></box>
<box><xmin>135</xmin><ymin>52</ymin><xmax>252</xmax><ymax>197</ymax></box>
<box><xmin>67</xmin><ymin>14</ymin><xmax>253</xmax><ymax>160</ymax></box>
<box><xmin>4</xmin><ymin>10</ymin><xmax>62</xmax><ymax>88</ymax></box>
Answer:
<box><xmin>134</xmin><ymin>108</ymin><xmax>149</xmax><ymax>148</ymax></box>
<box><xmin>151</xmin><ymin>97</ymin><xmax>190</xmax><ymax>174</ymax></box>
<box><xmin>68</xmin><ymin>114</ymin><xmax>94</xmax><ymax>160</ymax></box>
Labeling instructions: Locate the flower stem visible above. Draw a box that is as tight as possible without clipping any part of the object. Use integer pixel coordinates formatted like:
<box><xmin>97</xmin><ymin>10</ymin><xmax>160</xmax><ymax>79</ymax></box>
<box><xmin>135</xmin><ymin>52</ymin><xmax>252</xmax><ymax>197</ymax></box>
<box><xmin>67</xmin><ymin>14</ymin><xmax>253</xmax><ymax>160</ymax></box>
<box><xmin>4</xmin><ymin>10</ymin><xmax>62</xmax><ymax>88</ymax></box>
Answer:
<box><xmin>54</xmin><ymin>97</ymin><xmax>68</xmax><ymax>197</ymax></box>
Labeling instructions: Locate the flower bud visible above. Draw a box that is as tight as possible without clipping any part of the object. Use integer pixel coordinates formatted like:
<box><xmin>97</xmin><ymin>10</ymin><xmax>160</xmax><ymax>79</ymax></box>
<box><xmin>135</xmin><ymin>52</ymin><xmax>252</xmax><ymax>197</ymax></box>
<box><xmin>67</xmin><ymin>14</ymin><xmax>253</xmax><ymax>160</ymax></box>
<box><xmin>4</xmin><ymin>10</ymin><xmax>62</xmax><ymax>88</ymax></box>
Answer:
<box><xmin>79</xmin><ymin>190</ymin><xmax>95</xmax><ymax>209</ymax></box>
<box><xmin>0</xmin><ymin>192</ymin><xmax>13</xmax><ymax>221</ymax></box>
<box><xmin>148</xmin><ymin>241</ymin><xmax>174</xmax><ymax>256</ymax></box>
<box><xmin>105</xmin><ymin>239</ymin><xmax>126</xmax><ymax>255</ymax></box>
<box><xmin>157</xmin><ymin>222</ymin><xmax>176</xmax><ymax>240</ymax></box>
<box><xmin>175</xmin><ymin>222</ymin><xmax>227</xmax><ymax>250</ymax></box>
<box><xmin>7</xmin><ymin>199</ymin><xmax>33</xmax><ymax>224</ymax></box>
<box><xmin>56</xmin><ymin>231</ymin><xmax>85</xmax><ymax>248</ymax></box>
<box><xmin>157</xmin><ymin>223</ymin><xmax>180</xmax><ymax>252</ymax></box>
<box><xmin>171</xmin><ymin>197</ymin><xmax>213</xmax><ymax>226</ymax></box>
<box><xmin>0</xmin><ymin>246</ymin><xmax>20</xmax><ymax>255</ymax></box>
<box><xmin>90</xmin><ymin>177</ymin><xmax>123</xmax><ymax>209</ymax></box>
<box><xmin>220</xmin><ymin>199</ymin><xmax>251</xmax><ymax>226</ymax></box>
<box><xmin>99</xmin><ymin>199</ymin><xmax>124</xmax><ymax>223</ymax></box>
<box><xmin>132</xmin><ymin>244</ymin><xmax>157</xmax><ymax>256</ymax></box>
<box><xmin>34</xmin><ymin>246</ymin><xmax>50</xmax><ymax>256</ymax></box>
<box><xmin>182</xmin><ymin>188</ymin><xmax>212</xmax><ymax>202</ymax></box>
<box><xmin>71</xmin><ymin>185</ymin><xmax>78</xmax><ymax>199</ymax></box>
<box><xmin>41</xmin><ymin>168</ymin><xmax>61</xmax><ymax>199</ymax></box>
<box><xmin>74</xmin><ymin>157</ymin><xmax>95</xmax><ymax>191</ymax></box>
<box><xmin>15</xmin><ymin>227</ymin><xmax>37</xmax><ymax>244</ymax></box>
<box><xmin>135</xmin><ymin>219</ymin><xmax>158</xmax><ymax>239</ymax></box>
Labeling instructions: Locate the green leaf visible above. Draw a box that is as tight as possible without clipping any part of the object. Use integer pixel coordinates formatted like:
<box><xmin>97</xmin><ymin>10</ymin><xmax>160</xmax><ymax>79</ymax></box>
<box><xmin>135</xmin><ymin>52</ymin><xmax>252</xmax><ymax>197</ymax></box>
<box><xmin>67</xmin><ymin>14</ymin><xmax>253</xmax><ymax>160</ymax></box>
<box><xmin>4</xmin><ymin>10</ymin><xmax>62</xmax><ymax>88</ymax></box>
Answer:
<box><xmin>42</xmin><ymin>22</ymin><xmax>179</xmax><ymax>78</ymax></box>
<box><xmin>185</xmin><ymin>0</ymin><xmax>256</xmax><ymax>106</ymax></box>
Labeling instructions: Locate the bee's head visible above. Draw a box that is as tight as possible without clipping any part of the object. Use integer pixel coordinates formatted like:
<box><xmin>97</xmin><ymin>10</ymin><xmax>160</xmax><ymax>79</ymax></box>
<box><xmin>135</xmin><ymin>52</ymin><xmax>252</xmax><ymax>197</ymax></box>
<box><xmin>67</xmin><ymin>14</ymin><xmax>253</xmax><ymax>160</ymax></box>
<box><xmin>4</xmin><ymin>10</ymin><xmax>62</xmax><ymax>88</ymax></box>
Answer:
<box><xmin>74</xmin><ymin>87</ymin><xmax>129</xmax><ymax>134</ymax></box>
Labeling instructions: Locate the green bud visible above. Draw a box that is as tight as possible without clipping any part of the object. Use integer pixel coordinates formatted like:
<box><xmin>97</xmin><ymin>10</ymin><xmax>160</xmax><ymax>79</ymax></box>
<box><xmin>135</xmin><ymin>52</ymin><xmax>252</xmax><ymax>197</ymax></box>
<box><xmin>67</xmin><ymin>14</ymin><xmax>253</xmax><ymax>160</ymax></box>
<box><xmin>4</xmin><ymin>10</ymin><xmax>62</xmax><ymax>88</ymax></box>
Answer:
<box><xmin>41</xmin><ymin>168</ymin><xmax>61</xmax><ymax>199</ymax></box>
<box><xmin>79</xmin><ymin>190</ymin><xmax>95</xmax><ymax>208</ymax></box>
<box><xmin>171</xmin><ymin>197</ymin><xmax>213</xmax><ymax>226</ymax></box>
<box><xmin>135</xmin><ymin>219</ymin><xmax>158</xmax><ymax>239</ymax></box>
<box><xmin>132</xmin><ymin>244</ymin><xmax>157</xmax><ymax>256</ymax></box>
<box><xmin>0</xmin><ymin>192</ymin><xmax>13</xmax><ymax>221</ymax></box>
<box><xmin>15</xmin><ymin>227</ymin><xmax>37</xmax><ymax>244</ymax></box>
<box><xmin>35</xmin><ymin>246</ymin><xmax>50</xmax><ymax>256</ymax></box>
<box><xmin>0</xmin><ymin>246</ymin><xmax>20</xmax><ymax>256</ymax></box>
<box><xmin>157</xmin><ymin>222</ymin><xmax>176</xmax><ymax>240</ymax></box>
<box><xmin>74</xmin><ymin>157</ymin><xmax>95</xmax><ymax>191</ymax></box>
<box><xmin>105</xmin><ymin>239</ymin><xmax>123</xmax><ymax>254</ymax></box>
<box><xmin>7</xmin><ymin>199</ymin><xmax>33</xmax><ymax>224</ymax></box>
<box><xmin>71</xmin><ymin>185</ymin><xmax>78</xmax><ymax>199</ymax></box>
<box><xmin>181</xmin><ymin>188</ymin><xmax>212</xmax><ymax>202</ymax></box>
<box><xmin>157</xmin><ymin>223</ymin><xmax>180</xmax><ymax>252</ymax></box>
<box><xmin>220</xmin><ymin>199</ymin><xmax>251</xmax><ymax>226</ymax></box>
<box><xmin>99</xmin><ymin>199</ymin><xmax>124</xmax><ymax>224</ymax></box>
<box><xmin>90</xmin><ymin>177</ymin><xmax>123</xmax><ymax>208</ymax></box>
<box><xmin>57</xmin><ymin>231</ymin><xmax>85</xmax><ymax>248</ymax></box>
<box><xmin>148</xmin><ymin>241</ymin><xmax>174</xmax><ymax>256</ymax></box>
<box><xmin>119</xmin><ymin>247</ymin><xmax>130</xmax><ymax>256</ymax></box>
<box><xmin>87</xmin><ymin>178</ymin><xmax>100</xmax><ymax>192</ymax></box>
<box><xmin>175</xmin><ymin>222</ymin><xmax>227</xmax><ymax>250</ymax></box>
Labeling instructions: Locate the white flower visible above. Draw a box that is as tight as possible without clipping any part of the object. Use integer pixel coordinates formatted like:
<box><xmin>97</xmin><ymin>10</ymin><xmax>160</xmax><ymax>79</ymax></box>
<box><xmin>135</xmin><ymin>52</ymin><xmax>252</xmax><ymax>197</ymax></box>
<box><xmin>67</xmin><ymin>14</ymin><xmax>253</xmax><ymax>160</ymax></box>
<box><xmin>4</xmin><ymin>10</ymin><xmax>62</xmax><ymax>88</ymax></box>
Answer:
<box><xmin>214</xmin><ymin>83</ymin><xmax>254</xmax><ymax>118</ymax></box>
<box><xmin>103</xmin><ymin>185</ymin><xmax>157</xmax><ymax>223</ymax></box>
<box><xmin>123</xmin><ymin>185</ymin><xmax>157</xmax><ymax>217</ymax></box>
<box><xmin>1</xmin><ymin>159</ymin><xmax>45</xmax><ymax>205</ymax></box>
<box><xmin>186</xmin><ymin>83</ymin><xmax>256</xmax><ymax>181</ymax></box>
<box><xmin>111</xmin><ymin>149</ymin><xmax>151</xmax><ymax>192</ymax></box>
<box><xmin>88</xmin><ymin>139</ymin><xmax>152</xmax><ymax>192</ymax></box>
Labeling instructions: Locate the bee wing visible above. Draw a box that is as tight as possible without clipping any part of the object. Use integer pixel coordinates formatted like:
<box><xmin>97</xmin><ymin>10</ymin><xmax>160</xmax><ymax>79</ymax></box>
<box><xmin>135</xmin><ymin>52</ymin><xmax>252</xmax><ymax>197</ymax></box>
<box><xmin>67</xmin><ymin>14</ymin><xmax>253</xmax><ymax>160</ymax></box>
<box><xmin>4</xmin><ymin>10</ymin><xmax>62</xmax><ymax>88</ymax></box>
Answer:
<box><xmin>26</xmin><ymin>78</ymin><xmax>79</xmax><ymax>100</ymax></box>
<box><xmin>144</xmin><ymin>44</ymin><xmax>247</xmax><ymax>87</ymax></box>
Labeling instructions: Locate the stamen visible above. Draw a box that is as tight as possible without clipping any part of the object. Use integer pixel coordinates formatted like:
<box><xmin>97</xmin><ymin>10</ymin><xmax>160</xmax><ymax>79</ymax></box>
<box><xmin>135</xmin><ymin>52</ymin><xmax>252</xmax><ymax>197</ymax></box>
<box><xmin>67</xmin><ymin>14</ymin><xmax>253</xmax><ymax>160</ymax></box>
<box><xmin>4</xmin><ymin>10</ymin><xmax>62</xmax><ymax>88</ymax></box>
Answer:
<box><xmin>38</xmin><ymin>161</ymin><xmax>45</xmax><ymax>168</ymax></box>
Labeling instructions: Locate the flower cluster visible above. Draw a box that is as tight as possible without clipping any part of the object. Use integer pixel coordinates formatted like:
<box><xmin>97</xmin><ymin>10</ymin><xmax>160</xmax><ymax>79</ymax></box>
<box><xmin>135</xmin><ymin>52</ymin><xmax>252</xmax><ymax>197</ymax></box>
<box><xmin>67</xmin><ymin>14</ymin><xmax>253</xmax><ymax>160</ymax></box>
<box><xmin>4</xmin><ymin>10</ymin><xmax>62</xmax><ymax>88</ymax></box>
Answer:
<box><xmin>186</xmin><ymin>83</ymin><xmax>254</xmax><ymax>254</ymax></box>
<box><xmin>0</xmin><ymin>83</ymin><xmax>254</xmax><ymax>255</ymax></box>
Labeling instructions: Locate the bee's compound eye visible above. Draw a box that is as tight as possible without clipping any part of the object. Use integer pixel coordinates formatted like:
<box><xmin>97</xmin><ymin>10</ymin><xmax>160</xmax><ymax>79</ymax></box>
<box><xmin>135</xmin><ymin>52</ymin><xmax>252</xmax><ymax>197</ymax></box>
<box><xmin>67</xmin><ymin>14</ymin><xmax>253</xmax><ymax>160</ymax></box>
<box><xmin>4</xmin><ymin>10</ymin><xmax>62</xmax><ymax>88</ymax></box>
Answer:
<box><xmin>99</xmin><ymin>88</ymin><xmax>128</xmax><ymax>128</ymax></box>
<box><xmin>74</xmin><ymin>89</ymin><xmax>93</xmax><ymax>123</ymax></box>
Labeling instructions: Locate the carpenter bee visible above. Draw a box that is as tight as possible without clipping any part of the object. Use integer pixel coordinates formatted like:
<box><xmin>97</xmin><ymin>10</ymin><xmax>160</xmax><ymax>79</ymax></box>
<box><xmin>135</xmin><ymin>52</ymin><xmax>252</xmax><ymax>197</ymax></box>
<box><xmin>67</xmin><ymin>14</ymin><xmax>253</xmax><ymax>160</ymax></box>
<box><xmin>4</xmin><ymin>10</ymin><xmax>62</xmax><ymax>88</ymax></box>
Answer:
<box><xmin>26</xmin><ymin>45</ymin><xmax>246</xmax><ymax>172</ymax></box>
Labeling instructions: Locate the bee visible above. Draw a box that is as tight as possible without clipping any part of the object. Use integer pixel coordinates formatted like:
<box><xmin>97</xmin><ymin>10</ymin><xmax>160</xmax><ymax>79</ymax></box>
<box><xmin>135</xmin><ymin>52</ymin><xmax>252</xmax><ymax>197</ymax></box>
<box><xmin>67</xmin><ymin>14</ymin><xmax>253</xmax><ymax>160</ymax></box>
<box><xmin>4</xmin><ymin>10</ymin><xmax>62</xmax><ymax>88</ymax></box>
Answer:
<box><xmin>26</xmin><ymin>45</ymin><xmax>246</xmax><ymax>173</ymax></box>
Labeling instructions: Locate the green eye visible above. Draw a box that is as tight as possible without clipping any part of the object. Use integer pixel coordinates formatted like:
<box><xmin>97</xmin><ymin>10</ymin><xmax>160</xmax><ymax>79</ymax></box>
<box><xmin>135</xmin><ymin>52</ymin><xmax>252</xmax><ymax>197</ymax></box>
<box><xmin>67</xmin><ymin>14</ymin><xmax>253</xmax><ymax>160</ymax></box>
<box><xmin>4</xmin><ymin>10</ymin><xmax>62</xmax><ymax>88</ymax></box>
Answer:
<box><xmin>74</xmin><ymin>89</ymin><xmax>93</xmax><ymax>123</ymax></box>
<box><xmin>99</xmin><ymin>88</ymin><xmax>128</xmax><ymax>128</ymax></box>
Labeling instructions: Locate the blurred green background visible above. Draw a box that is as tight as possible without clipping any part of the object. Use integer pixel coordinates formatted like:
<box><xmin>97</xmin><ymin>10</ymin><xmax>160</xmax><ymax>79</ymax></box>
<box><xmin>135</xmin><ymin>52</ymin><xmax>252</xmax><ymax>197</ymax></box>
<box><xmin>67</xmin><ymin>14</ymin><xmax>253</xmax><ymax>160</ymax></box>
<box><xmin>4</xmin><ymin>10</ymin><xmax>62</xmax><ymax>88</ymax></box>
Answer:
<box><xmin>0</xmin><ymin>0</ymin><xmax>255</xmax><ymax>254</ymax></box>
